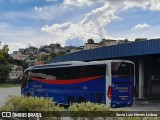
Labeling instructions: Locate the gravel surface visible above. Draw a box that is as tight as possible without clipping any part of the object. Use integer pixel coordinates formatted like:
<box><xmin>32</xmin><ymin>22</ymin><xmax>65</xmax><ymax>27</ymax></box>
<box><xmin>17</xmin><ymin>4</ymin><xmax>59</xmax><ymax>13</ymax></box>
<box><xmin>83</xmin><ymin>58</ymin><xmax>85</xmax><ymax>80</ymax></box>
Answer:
<box><xmin>0</xmin><ymin>87</ymin><xmax>21</xmax><ymax>107</ymax></box>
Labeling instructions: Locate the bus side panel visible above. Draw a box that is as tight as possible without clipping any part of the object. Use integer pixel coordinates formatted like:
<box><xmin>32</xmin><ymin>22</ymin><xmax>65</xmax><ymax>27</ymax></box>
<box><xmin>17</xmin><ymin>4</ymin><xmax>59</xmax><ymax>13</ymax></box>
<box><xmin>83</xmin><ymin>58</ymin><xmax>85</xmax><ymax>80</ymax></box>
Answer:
<box><xmin>22</xmin><ymin>77</ymin><xmax>106</xmax><ymax>104</ymax></box>
<box><xmin>22</xmin><ymin>64</ymin><xmax>107</xmax><ymax>105</ymax></box>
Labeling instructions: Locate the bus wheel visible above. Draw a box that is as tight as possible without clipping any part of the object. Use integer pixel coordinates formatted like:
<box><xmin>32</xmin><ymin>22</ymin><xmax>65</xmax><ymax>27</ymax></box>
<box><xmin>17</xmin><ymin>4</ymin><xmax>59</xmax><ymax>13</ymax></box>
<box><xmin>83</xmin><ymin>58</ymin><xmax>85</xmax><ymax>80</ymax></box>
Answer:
<box><xmin>67</xmin><ymin>97</ymin><xmax>75</xmax><ymax>106</ymax></box>
<box><xmin>26</xmin><ymin>92</ymin><xmax>31</xmax><ymax>97</ymax></box>
<box><xmin>77</xmin><ymin>97</ymin><xmax>86</xmax><ymax>103</ymax></box>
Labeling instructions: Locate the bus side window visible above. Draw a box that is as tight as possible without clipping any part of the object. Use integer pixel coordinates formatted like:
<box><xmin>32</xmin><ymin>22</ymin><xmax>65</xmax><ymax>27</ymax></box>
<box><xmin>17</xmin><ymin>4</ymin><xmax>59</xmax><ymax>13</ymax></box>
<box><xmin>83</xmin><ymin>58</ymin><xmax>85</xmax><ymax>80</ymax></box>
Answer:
<box><xmin>63</xmin><ymin>67</ymin><xmax>79</xmax><ymax>79</ymax></box>
<box><xmin>90</xmin><ymin>65</ymin><xmax>106</xmax><ymax>77</ymax></box>
<box><xmin>30</xmin><ymin>68</ymin><xmax>64</xmax><ymax>80</ymax></box>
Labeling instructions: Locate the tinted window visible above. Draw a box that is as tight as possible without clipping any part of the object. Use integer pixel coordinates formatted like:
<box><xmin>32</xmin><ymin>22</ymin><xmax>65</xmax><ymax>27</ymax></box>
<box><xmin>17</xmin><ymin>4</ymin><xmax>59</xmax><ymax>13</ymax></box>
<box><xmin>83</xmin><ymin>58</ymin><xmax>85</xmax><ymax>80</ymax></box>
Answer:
<box><xmin>112</xmin><ymin>62</ymin><xmax>134</xmax><ymax>76</ymax></box>
<box><xmin>30</xmin><ymin>68</ymin><xmax>64</xmax><ymax>80</ymax></box>
<box><xmin>63</xmin><ymin>64</ymin><xmax>106</xmax><ymax>79</ymax></box>
<box><xmin>90</xmin><ymin>65</ymin><xmax>106</xmax><ymax>76</ymax></box>
<box><xmin>30</xmin><ymin>64</ymin><xmax>106</xmax><ymax>80</ymax></box>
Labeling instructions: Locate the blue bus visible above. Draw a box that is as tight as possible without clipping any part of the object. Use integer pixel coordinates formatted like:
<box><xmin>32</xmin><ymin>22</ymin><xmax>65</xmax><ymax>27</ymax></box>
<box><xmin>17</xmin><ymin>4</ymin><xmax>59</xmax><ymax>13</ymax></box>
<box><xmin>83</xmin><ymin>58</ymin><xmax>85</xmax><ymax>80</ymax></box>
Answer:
<box><xmin>21</xmin><ymin>60</ymin><xmax>135</xmax><ymax>107</ymax></box>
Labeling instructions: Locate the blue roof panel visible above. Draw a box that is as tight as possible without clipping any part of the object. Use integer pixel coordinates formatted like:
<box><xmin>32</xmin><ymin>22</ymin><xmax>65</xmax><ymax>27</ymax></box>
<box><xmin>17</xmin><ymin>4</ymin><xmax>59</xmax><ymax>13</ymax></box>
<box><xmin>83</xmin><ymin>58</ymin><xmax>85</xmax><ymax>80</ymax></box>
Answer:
<box><xmin>49</xmin><ymin>39</ymin><xmax>160</xmax><ymax>63</ymax></box>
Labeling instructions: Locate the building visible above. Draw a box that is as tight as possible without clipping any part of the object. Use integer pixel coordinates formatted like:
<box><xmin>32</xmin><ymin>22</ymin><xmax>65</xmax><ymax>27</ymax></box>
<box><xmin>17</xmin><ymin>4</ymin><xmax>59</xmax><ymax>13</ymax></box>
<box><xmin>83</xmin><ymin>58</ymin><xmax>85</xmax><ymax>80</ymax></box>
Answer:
<box><xmin>49</xmin><ymin>43</ymin><xmax>61</xmax><ymax>48</ymax></box>
<box><xmin>70</xmin><ymin>47</ymin><xmax>83</xmax><ymax>53</ymax></box>
<box><xmin>9</xmin><ymin>65</ymin><xmax>23</xmax><ymax>79</ymax></box>
<box><xmin>84</xmin><ymin>39</ymin><xmax>129</xmax><ymax>50</ymax></box>
<box><xmin>100</xmin><ymin>39</ymin><xmax>118</xmax><ymax>46</ymax></box>
<box><xmin>19</xmin><ymin>48</ymin><xmax>25</xmax><ymax>54</ymax></box>
<box><xmin>11</xmin><ymin>51</ymin><xmax>29</xmax><ymax>60</ymax></box>
<box><xmin>43</xmin><ymin>46</ymin><xmax>52</xmax><ymax>53</ymax></box>
<box><xmin>117</xmin><ymin>40</ymin><xmax>125</xmax><ymax>44</ymax></box>
<box><xmin>49</xmin><ymin>39</ymin><xmax>160</xmax><ymax>99</ymax></box>
<box><xmin>34</xmin><ymin>61</ymin><xmax>45</xmax><ymax>65</ymax></box>
<box><xmin>84</xmin><ymin>43</ymin><xmax>102</xmax><ymax>50</ymax></box>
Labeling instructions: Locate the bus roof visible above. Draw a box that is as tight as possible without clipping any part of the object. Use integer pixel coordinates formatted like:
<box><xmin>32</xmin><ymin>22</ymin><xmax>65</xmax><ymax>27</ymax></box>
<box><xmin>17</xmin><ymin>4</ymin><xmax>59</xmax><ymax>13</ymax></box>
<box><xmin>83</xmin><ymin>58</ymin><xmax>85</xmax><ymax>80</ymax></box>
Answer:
<box><xmin>24</xmin><ymin>60</ymin><xmax>134</xmax><ymax>72</ymax></box>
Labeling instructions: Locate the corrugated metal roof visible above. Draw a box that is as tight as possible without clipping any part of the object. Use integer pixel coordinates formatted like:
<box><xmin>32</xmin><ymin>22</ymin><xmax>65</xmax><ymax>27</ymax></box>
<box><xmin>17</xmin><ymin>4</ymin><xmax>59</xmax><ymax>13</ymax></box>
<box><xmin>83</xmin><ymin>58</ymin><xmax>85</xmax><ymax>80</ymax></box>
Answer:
<box><xmin>48</xmin><ymin>39</ymin><xmax>160</xmax><ymax>63</ymax></box>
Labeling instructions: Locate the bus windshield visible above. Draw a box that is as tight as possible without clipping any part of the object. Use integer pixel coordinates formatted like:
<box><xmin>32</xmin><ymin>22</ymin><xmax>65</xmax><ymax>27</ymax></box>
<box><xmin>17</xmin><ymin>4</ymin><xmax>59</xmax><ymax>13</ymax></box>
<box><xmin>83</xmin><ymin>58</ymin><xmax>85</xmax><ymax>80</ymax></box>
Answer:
<box><xmin>111</xmin><ymin>62</ymin><xmax>134</xmax><ymax>76</ymax></box>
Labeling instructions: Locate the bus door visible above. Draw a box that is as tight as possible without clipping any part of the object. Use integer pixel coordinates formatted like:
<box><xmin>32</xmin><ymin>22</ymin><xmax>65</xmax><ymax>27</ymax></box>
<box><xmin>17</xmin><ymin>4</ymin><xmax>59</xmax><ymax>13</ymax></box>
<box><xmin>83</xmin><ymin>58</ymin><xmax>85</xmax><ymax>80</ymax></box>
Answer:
<box><xmin>111</xmin><ymin>62</ymin><xmax>134</xmax><ymax>107</ymax></box>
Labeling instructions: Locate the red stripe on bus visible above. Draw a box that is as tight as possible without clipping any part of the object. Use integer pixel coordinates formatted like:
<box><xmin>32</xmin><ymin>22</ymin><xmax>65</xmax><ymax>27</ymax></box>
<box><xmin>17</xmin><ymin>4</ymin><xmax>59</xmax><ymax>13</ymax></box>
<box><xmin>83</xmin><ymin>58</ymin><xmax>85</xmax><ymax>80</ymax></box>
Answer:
<box><xmin>31</xmin><ymin>76</ymin><xmax>103</xmax><ymax>84</ymax></box>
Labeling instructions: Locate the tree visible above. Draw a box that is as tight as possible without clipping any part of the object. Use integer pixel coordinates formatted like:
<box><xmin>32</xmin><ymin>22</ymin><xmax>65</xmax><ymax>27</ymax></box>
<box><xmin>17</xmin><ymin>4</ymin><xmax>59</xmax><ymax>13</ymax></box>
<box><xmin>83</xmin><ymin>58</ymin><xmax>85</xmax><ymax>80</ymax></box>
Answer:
<box><xmin>124</xmin><ymin>39</ymin><xmax>129</xmax><ymax>43</ymax></box>
<box><xmin>87</xmin><ymin>39</ymin><xmax>94</xmax><ymax>44</ymax></box>
<box><xmin>0</xmin><ymin>44</ymin><xmax>9</xmax><ymax>61</ymax></box>
<box><xmin>0</xmin><ymin>44</ymin><xmax>11</xmax><ymax>83</ymax></box>
<box><xmin>0</xmin><ymin>64</ymin><xmax>11</xmax><ymax>83</ymax></box>
<box><xmin>57</xmin><ymin>51</ymin><xmax>66</xmax><ymax>56</ymax></box>
<box><xmin>41</xmin><ymin>54</ymin><xmax>49</xmax><ymax>61</ymax></box>
<box><xmin>48</xmin><ymin>52</ymin><xmax>57</xmax><ymax>60</ymax></box>
<box><xmin>22</xmin><ymin>61</ymin><xmax>28</xmax><ymax>71</ymax></box>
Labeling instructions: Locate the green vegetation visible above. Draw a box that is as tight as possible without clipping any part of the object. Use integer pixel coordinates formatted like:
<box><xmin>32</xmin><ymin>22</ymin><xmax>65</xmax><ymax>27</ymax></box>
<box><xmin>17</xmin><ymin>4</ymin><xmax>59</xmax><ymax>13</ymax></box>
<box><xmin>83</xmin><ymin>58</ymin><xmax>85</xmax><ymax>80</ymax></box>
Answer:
<box><xmin>0</xmin><ymin>44</ymin><xmax>11</xmax><ymax>84</ymax></box>
<box><xmin>39</xmin><ymin>51</ymin><xmax>66</xmax><ymax>62</ymax></box>
<box><xmin>124</xmin><ymin>38</ymin><xmax>129</xmax><ymax>43</ymax></box>
<box><xmin>87</xmin><ymin>39</ymin><xmax>95</xmax><ymax>44</ymax></box>
<box><xmin>1</xmin><ymin>96</ymin><xmax>160</xmax><ymax>120</ymax></box>
<box><xmin>0</xmin><ymin>43</ymin><xmax>67</xmax><ymax>84</ymax></box>
<box><xmin>68</xmin><ymin>102</ymin><xmax>121</xmax><ymax>120</ymax></box>
<box><xmin>1</xmin><ymin>96</ymin><xmax>63</xmax><ymax>111</ymax></box>
<box><xmin>0</xmin><ymin>83</ymin><xmax>20</xmax><ymax>88</ymax></box>
<box><xmin>0</xmin><ymin>77</ymin><xmax>21</xmax><ymax>87</ymax></box>
<box><xmin>0</xmin><ymin>64</ymin><xmax>11</xmax><ymax>83</ymax></box>
<box><xmin>6</xmin><ymin>78</ymin><xmax>21</xmax><ymax>84</ymax></box>
<box><xmin>0</xmin><ymin>96</ymin><xmax>64</xmax><ymax>120</ymax></box>
<box><xmin>68</xmin><ymin>102</ymin><xmax>159</xmax><ymax>120</ymax></box>
<box><xmin>0</xmin><ymin>44</ymin><xmax>9</xmax><ymax>60</ymax></box>
<box><xmin>24</xmin><ymin>51</ymin><xmax>67</xmax><ymax>69</ymax></box>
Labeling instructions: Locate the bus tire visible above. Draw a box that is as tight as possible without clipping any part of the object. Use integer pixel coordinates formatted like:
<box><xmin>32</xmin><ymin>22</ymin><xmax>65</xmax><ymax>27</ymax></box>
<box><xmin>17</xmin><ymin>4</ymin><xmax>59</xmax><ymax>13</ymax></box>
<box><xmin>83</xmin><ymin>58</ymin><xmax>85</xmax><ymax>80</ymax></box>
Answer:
<box><xmin>26</xmin><ymin>92</ymin><xmax>31</xmax><ymax>97</ymax></box>
<box><xmin>67</xmin><ymin>97</ymin><xmax>75</xmax><ymax>106</ymax></box>
<box><xmin>77</xmin><ymin>96</ymin><xmax>86</xmax><ymax>103</ymax></box>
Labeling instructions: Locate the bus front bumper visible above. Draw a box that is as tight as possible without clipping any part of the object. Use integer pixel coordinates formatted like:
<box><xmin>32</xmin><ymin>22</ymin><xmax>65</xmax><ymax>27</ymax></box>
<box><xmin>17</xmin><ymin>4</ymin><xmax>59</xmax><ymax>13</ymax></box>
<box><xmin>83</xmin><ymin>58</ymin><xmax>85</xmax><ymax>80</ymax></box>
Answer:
<box><xmin>111</xmin><ymin>101</ymin><xmax>133</xmax><ymax>108</ymax></box>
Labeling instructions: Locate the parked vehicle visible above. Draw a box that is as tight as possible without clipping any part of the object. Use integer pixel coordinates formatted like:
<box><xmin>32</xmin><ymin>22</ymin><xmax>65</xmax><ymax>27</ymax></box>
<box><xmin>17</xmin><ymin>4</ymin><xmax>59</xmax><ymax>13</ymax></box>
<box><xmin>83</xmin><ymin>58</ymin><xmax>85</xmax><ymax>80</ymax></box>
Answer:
<box><xmin>21</xmin><ymin>60</ymin><xmax>135</xmax><ymax>107</ymax></box>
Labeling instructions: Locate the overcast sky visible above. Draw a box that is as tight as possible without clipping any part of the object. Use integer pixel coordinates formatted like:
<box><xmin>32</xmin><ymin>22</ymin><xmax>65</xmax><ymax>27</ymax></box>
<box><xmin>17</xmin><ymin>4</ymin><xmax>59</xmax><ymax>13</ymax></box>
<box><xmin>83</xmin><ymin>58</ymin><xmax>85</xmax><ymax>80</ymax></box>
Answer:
<box><xmin>0</xmin><ymin>0</ymin><xmax>160</xmax><ymax>53</ymax></box>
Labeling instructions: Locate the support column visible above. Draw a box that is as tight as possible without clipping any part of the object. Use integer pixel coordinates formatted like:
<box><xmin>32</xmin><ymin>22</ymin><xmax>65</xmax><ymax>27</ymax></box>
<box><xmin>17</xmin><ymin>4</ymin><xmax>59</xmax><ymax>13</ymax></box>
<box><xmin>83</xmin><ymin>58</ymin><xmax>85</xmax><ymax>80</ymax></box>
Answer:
<box><xmin>139</xmin><ymin>60</ymin><xmax>144</xmax><ymax>98</ymax></box>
